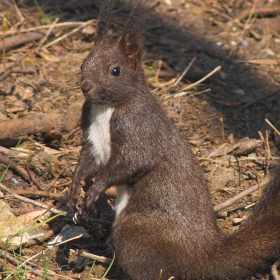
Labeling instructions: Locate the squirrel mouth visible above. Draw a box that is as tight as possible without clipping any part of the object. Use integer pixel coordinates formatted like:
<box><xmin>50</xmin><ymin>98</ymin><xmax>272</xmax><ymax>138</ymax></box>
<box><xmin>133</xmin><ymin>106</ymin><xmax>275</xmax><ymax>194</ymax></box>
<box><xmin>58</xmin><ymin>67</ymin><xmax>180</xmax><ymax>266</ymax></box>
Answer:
<box><xmin>81</xmin><ymin>80</ymin><xmax>92</xmax><ymax>96</ymax></box>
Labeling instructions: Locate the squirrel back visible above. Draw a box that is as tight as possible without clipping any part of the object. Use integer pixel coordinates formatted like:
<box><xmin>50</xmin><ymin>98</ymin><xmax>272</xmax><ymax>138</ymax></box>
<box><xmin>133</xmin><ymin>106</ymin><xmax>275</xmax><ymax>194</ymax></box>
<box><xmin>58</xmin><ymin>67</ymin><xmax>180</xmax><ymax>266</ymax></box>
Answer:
<box><xmin>68</xmin><ymin>1</ymin><xmax>280</xmax><ymax>279</ymax></box>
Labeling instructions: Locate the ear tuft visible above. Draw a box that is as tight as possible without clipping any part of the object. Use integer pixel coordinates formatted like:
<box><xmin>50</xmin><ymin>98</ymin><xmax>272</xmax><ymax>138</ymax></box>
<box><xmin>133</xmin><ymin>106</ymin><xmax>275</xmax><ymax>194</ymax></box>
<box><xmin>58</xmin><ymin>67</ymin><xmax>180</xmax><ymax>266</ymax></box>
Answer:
<box><xmin>95</xmin><ymin>0</ymin><xmax>116</xmax><ymax>43</ymax></box>
<box><xmin>119</xmin><ymin>1</ymin><xmax>150</xmax><ymax>70</ymax></box>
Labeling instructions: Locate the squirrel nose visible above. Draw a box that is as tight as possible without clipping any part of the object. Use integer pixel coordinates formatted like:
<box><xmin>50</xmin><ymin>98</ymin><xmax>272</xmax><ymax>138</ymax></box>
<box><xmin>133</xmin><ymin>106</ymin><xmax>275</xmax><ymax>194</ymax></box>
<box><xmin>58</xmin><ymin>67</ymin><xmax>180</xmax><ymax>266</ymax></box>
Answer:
<box><xmin>81</xmin><ymin>80</ymin><xmax>91</xmax><ymax>95</ymax></box>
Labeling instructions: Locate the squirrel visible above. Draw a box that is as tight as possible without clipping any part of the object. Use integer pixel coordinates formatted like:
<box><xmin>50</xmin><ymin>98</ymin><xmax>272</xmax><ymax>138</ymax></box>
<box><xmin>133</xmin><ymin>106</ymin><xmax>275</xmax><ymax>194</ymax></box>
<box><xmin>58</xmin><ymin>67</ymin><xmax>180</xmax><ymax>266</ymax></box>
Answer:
<box><xmin>67</xmin><ymin>0</ymin><xmax>280</xmax><ymax>279</ymax></box>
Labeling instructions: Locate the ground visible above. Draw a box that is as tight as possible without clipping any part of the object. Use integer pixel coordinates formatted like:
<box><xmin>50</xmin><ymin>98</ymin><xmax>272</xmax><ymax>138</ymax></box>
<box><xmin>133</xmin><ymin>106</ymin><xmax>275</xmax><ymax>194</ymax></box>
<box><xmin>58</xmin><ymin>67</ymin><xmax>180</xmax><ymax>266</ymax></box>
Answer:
<box><xmin>0</xmin><ymin>0</ymin><xmax>280</xmax><ymax>279</ymax></box>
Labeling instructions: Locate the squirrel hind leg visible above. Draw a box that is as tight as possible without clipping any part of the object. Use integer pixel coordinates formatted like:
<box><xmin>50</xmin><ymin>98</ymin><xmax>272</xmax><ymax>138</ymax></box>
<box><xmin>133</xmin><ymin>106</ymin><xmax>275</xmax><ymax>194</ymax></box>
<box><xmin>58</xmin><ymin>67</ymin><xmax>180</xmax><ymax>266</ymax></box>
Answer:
<box><xmin>113</xmin><ymin>213</ymin><xmax>189</xmax><ymax>280</ymax></box>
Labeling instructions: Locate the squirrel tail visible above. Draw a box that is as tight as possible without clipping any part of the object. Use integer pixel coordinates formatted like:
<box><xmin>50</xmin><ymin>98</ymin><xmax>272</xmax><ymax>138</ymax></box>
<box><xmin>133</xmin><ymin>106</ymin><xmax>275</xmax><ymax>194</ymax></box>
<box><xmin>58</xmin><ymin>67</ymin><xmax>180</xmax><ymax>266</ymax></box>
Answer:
<box><xmin>210</xmin><ymin>164</ymin><xmax>280</xmax><ymax>278</ymax></box>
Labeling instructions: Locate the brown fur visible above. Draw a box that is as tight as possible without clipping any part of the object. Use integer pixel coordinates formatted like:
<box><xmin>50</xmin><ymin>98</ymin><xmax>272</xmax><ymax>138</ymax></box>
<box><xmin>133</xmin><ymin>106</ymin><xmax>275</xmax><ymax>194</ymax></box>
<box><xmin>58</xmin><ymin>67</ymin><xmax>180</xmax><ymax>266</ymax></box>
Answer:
<box><xmin>68</xmin><ymin>1</ymin><xmax>280</xmax><ymax>279</ymax></box>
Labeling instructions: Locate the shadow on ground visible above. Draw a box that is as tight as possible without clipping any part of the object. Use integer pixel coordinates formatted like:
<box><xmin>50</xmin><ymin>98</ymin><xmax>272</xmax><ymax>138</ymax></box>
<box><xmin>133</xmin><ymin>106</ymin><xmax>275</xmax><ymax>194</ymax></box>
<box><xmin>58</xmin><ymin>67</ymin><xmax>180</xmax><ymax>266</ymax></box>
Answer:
<box><xmin>18</xmin><ymin>0</ymin><xmax>280</xmax><ymax>140</ymax></box>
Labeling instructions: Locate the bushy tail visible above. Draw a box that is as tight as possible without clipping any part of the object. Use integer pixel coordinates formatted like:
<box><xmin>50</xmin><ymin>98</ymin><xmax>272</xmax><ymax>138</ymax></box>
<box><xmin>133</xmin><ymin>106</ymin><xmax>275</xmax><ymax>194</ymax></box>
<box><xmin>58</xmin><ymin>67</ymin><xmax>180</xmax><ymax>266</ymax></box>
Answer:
<box><xmin>211</xmin><ymin>164</ymin><xmax>280</xmax><ymax>278</ymax></box>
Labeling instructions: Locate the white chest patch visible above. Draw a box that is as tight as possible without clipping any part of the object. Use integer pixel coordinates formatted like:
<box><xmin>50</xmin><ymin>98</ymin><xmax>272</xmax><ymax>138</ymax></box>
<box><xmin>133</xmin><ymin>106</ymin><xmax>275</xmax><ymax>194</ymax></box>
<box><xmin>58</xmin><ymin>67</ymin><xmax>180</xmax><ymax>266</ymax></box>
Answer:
<box><xmin>115</xmin><ymin>185</ymin><xmax>129</xmax><ymax>216</ymax></box>
<box><xmin>88</xmin><ymin>104</ymin><xmax>115</xmax><ymax>166</ymax></box>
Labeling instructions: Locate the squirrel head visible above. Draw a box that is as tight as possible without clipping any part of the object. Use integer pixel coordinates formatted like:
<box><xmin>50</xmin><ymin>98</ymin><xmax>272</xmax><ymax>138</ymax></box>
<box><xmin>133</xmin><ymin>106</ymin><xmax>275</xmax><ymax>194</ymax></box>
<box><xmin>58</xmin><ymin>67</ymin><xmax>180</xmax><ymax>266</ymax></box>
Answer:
<box><xmin>81</xmin><ymin>0</ymin><xmax>149</xmax><ymax>106</ymax></box>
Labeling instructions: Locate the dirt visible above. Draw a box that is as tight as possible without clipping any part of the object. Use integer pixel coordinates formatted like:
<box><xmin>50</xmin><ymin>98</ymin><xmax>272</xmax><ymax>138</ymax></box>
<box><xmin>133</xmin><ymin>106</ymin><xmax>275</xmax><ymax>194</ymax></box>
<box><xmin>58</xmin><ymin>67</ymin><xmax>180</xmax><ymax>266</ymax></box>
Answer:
<box><xmin>0</xmin><ymin>0</ymin><xmax>280</xmax><ymax>279</ymax></box>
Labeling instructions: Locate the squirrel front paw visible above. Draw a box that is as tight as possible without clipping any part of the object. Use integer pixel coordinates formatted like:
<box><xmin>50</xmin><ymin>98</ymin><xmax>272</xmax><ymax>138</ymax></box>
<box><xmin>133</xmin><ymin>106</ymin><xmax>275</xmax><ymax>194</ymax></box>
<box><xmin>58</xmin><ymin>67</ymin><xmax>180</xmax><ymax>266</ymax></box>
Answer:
<box><xmin>85</xmin><ymin>182</ymin><xmax>106</xmax><ymax>213</ymax></box>
<box><xmin>68</xmin><ymin>196</ymin><xmax>82</xmax><ymax>214</ymax></box>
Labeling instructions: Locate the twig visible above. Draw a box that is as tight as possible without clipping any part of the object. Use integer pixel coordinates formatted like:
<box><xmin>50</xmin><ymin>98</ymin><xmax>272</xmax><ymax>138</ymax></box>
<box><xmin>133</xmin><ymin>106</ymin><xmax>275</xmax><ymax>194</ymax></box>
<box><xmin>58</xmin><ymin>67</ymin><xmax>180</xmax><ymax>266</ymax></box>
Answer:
<box><xmin>173</xmin><ymin>57</ymin><xmax>196</xmax><ymax>87</ymax></box>
<box><xmin>35</xmin><ymin>17</ymin><xmax>59</xmax><ymax>53</ymax></box>
<box><xmin>0</xmin><ymin>153</ymin><xmax>30</xmax><ymax>182</ymax></box>
<box><xmin>218</xmin><ymin>0</ymin><xmax>234</xmax><ymax>17</ymax></box>
<box><xmin>11</xmin><ymin>189</ymin><xmax>62</xmax><ymax>199</ymax></box>
<box><xmin>206</xmin><ymin>142</ymin><xmax>228</xmax><ymax>158</ymax></box>
<box><xmin>258</xmin><ymin>131</ymin><xmax>272</xmax><ymax>162</ymax></box>
<box><xmin>198</xmin><ymin>157</ymin><xmax>230</xmax><ymax>166</ymax></box>
<box><xmin>242</xmin><ymin>1</ymin><xmax>256</xmax><ymax>34</ymax></box>
<box><xmin>265</xmin><ymin>130</ymin><xmax>272</xmax><ymax>162</ymax></box>
<box><xmin>0</xmin><ymin>102</ymin><xmax>82</xmax><ymax>138</ymax></box>
<box><xmin>164</xmin><ymin>66</ymin><xmax>221</xmax><ymax>100</ymax></box>
<box><xmin>26</xmin><ymin>154</ymin><xmax>44</xmax><ymax>190</ymax></box>
<box><xmin>235</xmin><ymin>156</ymin><xmax>242</xmax><ymax>187</ymax></box>
<box><xmin>265</xmin><ymin>118</ymin><xmax>280</xmax><ymax>136</ymax></box>
<box><xmin>0</xmin><ymin>58</ymin><xmax>27</xmax><ymax>81</ymax></box>
<box><xmin>241</xmin><ymin>89</ymin><xmax>280</xmax><ymax>109</ymax></box>
<box><xmin>0</xmin><ymin>21</ymin><xmax>98</xmax><ymax>36</ymax></box>
<box><xmin>157</xmin><ymin>269</ymin><xmax>163</xmax><ymax>280</ymax></box>
<box><xmin>178</xmin><ymin>66</ymin><xmax>221</xmax><ymax>92</ymax></box>
<box><xmin>51</xmin><ymin>180</ymin><xmax>71</xmax><ymax>188</ymax></box>
<box><xmin>213</xmin><ymin>178</ymin><xmax>269</xmax><ymax>212</ymax></box>
<box><xmin>239</xmin><ymin>58</ymin><xmax>278</xmax><ymax>66</ymax></box>
<box><xmin>0</xmin><ymin>145</ymin><xmax>30</xmax><ymax>158</ymax></box>
<box><xmin>167</xmin><ymin>99</ymin><xmax>181</xmax><ymax>117</ymax></box>
<box><xmin>188</xmin><ymin>88</ymin><xmax>211</xmax><ymax>97</ymax></box>
<box><xmin>0</xmin><ymin>182</ymin><xmax>65</xmax><ymax>215</ymax></box>
<box><xmin>0</xmin><ymin>184</ymin><xmax>111</xmax><ymax>226</ymax></box>
<box><xmin>151</xmin><ymin>77</ymin><xmax>177</xmax><ymax>89</ymax></box>
<box><xmin>0</xmin><ymin>67</ymin><xmax>15</xmax><ymax>81</ymax></box>
<box><xmin>214</xmin><ymin>100</ymin><xmax>242</xmax><ymax>107</ymax></box>
<box><xmin>47</xmin><ymin>165</ymin><xmax>68</xmax><ymax>190</ymax></box>
<box><xmin>198</xmin><ymin>156</ymin><xmax>280</xmax><ymax>168</ymax></box>
<box><xmin>9</xmin><ymin>67</ymin><xmax>37</xmax><ymax>75</ymax></box>
<box><xmin>11</xmin><ymin>0</ymin><xmax>25</xmax><ymax>24</ymax></box>
<box><xmin>228</xmin><ymin>2</ymin><xmax>256</xmax><ymax>58</ymax></box>
<box><xmin>238</xmin><ymin>7</ymin><xmax>280</xmax><ymax>21</ymax></box>
<box><xmin>69</xmin><ymin>249</ymin><xmax>112</xmax><ymax>265</ymax></box>
<box><xmin>167</xmin><ymin>88</ymin><xmax>211</xmax><ymax>101</ymax></box>
<box><xmin>155</xmin><ymin>60</ymin><xmax>163</xmax><ymax>83</ymax></box>
<box><xmin>43</xmin><ymin>19</ymin><xmax>95</xmax><ymax>48</ymax></box>
<box><xmin>220</xmin><ymin>117</ymin><xmax>226</xmax><ymax>143</ymax></box>
<box><xmin>0</xmin><ymin>31</ymin><xmax>46</xmax><ymax>51</ymax></box>
<box><xmin>25</xmin><ymin>220</ymin><xmax>67</xmax><ymax>247</ymax></box>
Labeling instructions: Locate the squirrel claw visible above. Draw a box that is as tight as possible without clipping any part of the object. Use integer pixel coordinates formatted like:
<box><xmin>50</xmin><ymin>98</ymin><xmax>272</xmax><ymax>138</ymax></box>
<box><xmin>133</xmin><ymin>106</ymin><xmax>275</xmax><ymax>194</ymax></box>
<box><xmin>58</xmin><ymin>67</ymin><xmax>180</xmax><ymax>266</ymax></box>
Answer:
<box><xmin>73</xmin><ymin>212</ymin><xmax>79</xmax><ymax>224</ymax></box>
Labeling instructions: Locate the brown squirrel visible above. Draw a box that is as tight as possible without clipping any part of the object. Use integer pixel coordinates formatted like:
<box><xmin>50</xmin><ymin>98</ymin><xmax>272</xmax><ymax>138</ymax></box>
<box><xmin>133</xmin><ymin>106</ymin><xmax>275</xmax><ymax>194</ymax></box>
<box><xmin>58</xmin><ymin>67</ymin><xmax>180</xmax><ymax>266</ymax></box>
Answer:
<box><xmin>67</xmin><ymin>1</ymin><xmax>280</xmax><ymax>279</ymax></box>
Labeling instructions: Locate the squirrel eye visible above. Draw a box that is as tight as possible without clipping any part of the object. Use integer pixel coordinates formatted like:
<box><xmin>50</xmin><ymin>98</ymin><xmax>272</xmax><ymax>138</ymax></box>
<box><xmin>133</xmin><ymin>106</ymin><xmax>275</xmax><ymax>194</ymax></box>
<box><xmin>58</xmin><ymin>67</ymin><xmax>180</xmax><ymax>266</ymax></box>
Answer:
<box><xmin>111</xmin><ymin>66</ymin><xmax>121</xmax><ymax>77</ymax></box>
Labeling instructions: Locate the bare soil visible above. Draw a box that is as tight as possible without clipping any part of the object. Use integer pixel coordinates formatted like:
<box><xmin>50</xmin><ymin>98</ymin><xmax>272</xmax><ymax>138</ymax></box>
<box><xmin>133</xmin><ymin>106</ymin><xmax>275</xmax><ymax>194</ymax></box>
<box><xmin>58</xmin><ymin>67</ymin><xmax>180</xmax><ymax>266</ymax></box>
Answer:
<box><xmin>0</xmin><ymin>0</ymin><xmax>280</xmax><ymax>279</ymax></box>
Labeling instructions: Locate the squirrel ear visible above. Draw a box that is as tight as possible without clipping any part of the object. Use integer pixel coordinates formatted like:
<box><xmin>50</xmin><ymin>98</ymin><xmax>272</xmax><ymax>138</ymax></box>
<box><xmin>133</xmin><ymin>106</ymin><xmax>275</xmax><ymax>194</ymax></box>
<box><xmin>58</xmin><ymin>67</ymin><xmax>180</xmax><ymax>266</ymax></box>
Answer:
<box><xmin>118</xmin><ymin>1</ymin><xmax>149</xmax><ymax>70</ymax></box>
<box><xmin>119</xmin><ymin>32</ymin><xmax>143</xmax><ymax>71</ymax></box>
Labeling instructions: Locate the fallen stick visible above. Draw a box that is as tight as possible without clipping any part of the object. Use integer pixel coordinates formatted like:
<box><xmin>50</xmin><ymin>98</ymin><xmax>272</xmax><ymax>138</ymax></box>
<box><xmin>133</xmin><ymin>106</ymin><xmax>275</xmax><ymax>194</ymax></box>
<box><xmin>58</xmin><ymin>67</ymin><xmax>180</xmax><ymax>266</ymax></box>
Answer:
<box><xmin>0</xmin><ymin>20</ymin><xmax>97</xmax><ymax>36</ymax></box>
<box><xmin>0</xmin><ymin>153</ymin><xmax>30</xmax><ymax>182</ymax></box>
<box><xmin>26</xmin><ymin>155</ymin><xmax>44</xmax><ymax>190</ymax></box>
<box><xmin>241</xmin><ymin>89</ymin><xmax>280</xmax><ymax>109</ymax></box>
<box><xmin>0</xmin><ymin>182</ymin><xmax>65</xmax><ymax>215</ymax></box>
<box><xmin>0</xmin><ymin>31</ymin><xmax>46</xmax><ymax>51</ymax></box>
<box><xmin>70</xmin><ymin>249</ymin><xmax>113</xmax><ymax>265</ymax></box>
<box><xmin>35</xmin><ymin>17</ymin><xmax>59</xmax><ymax>53</ymax></box>
<box><xmin>238</xmin><ymin>7</ymin><xmax>280</xmax><ymax>21</ymax></box>
<box><xmin>213</xmin><ymin>178</ymin><xmax>269</xmax><ymax>212</ymax></box>
<box><xmin>0</xmin><ymin>68</ymin><xmax>37</xmax><ymax>81</ymax></box>
<box><xmin>0</xmin><ymin>102</ymin><xmax>82</xmax><ymax>139</ymax></box>
<box><xmin>43</xmin><ymin>19</ymin><xmax>95</xmax><ymax>49</ymax></box>
<box><xmin>13</xmin><ymin>189</ymin><xmax>62</xmax><ymax>199</ymax></box>
<box><xmin>164</xmin><ymin>66</ymin><xmax>221</xmax><ymax>100</ymax></box>
<box><xmin>25</xmin><ymin>219</ymin><xmax>68</xmax><ymax>247</ymax></box>
<box><xmin>174</xmin><ymin>66</ymin><xmax>221</xmax><ymax>97</ymax></box>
